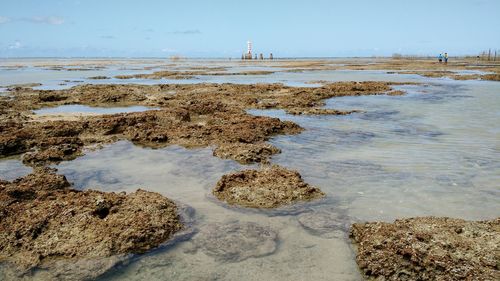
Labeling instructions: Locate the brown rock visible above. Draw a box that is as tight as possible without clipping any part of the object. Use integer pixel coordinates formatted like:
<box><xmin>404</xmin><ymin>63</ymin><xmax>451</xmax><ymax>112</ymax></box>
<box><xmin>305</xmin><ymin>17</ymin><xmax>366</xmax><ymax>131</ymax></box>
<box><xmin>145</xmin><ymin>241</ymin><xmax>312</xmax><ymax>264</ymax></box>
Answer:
<box><xmin>87</xmin><ymin>76</ymin><xmax>110</xmax><ymax>80</ymax></box>
<box><xmin>0</xmin><ymin>81</ymin><xmax>401</xmax><ymax>166</ymax></box>
<box><xmin>386</xmin><ymin>90</ymin><xmax>405</xmax><ymax>96</ymax></box>
<box><xmin>286</xmin><ymin>108</ymin><xmax>360</xmax><ymax>115</ymax></box>
<box><xmin>213</xmin><ymin>142</ymin><xmax>281</xmax><ymax>164</ymax></box>
<box><xmin>212</xmin><ymin>165</ymin><xmax>325</xmax><ymax>208</ymax></box>
<box><xmin>350</xmin><ymin>217</ymin><xmax>500</xmax><ymax>280</ymax></box>
<box><xmin>0</xmin><ymin>168</ymin><xmax>183</xmax><ymax>276</ymax></box>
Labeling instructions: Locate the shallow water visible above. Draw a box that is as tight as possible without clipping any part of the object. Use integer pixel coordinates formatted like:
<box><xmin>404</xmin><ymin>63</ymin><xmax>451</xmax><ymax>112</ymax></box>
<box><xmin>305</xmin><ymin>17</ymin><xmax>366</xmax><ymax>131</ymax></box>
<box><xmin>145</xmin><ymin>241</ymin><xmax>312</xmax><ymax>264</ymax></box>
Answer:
<box><xmin>61</xmin><ymin>82</ymin><xmax>499</xmax><ymax>280</ymax></box>
<box><xmin>52</xmin><ymin>143</ymin><xmax>361</xmax><ymax>281</ymax></box>
<box><xmin>33</xmin><ymin>105</ymin><xmax>158</xmax><ymax>115</ymax></box>
<box><xmin>0</xmin><ymin>59</ymin><xmax>499</xmax><ymax>280</ymax></box>
<box><xmin>0</xmin><ymin>157</ymin><xmax>32</xmax><ymax>181</ymax></box>
<box><xmin>0</xmin><ymin>58</ymin><xmax>432</xmax><ymax>90</ymax></box>
<box><xmin>250</xmin><ymin>81</ymin><xmax>500</xmax><ymax>221</ymax></box>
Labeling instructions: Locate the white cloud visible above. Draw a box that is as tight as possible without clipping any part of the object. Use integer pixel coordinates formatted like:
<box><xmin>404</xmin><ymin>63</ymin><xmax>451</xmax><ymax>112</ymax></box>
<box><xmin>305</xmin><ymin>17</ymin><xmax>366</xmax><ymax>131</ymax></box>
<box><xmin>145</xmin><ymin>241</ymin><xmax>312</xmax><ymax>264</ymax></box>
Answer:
<box><xmin>27</xmin><ymin>16</ymin><xmax>65</xmax><ymax>25</ymax></box>
<box><xmin>170</xmin><ymin>29</ymin><xmax>201</xmax><ymax>35</ymax></box>
<box><xmin>0</xmin><ymin>16</ymin><xmax>10</xmax><ymax>24</ymax></box>
<box><xmin>8</xmin><ymin>41</ymin><xmax>22</xmax><ymax>49</ymax></box>
<box><xmin>0</xmin><ymin>16</ymin><xmax>65</xmax><ymax>25</ymax></box>
<box><xmin>161</xmin><ymin>48</ymin><xmax>176</xmax><ymax>53</ymax></box>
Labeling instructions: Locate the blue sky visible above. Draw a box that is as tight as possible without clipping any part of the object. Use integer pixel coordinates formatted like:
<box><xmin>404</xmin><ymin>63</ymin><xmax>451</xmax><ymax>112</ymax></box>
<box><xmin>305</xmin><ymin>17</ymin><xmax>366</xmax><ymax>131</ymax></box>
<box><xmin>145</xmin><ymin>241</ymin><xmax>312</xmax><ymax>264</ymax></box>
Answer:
<box><xmin>0</xmin><ymin>0</ymin><xmax>499</xmax><ymax>57</ymax></box>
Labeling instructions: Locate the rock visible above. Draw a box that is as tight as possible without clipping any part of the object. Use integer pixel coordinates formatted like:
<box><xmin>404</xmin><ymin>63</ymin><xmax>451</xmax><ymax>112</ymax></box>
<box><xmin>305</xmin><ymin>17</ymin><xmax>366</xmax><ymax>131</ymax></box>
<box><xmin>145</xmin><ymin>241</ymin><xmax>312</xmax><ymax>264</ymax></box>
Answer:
<box><xmin>386</xmin><ymin>90</ymin><xmax>405</xmax><ymax>96</ymax></box>
<box><xmin>114</xmin><ymin>70</ymin><xmax>275</xmax><ymax>80</ymax></box>
<box><xmin>213</xmin><ymin>142</ymin><xmax>281</xmax><ymax>164</ymax></box>
<box><xmin>37</xmin><ymin>255</ymin><xmax>129</xmax><ymax>281</ymax></box>
<box><xmin>0</xmin><ymin>168</ymin><xmax>183</xmax><ymax>278</ymax></box>
<box><xmin>189</xmin><ymin>221</ymin><xmax>278</xmax><ymax>262</ymax></box>
<box><xmin>212</xmin><ymin>165</ymin><xmax>325</xmax><ymax>208</ymax></box>
<box><xmin>1</xmin><ymin>81</ymin><xmax>400</xmax><ymax>167</ymax></box>
<box><xmin>297</xmin><ymin>210</ymin><xmax>349</xmax><ymax>238</ymax></box>
<box><xmin>350</xmin><ymin>217</ymin><xmax>500</xmax><ymax>280</ymax></box>
<box><xmin>87</xmin><ymin>76</ymin><xmax>110</xmax><ymax>80</ymax></box>
<box><xmin>285</xmin><ymin>108</ymin><xmax>360</xmax><ymax>115</ymax></box>
<box><xmin>22</xmin><ymin>143</ymin><xmax>82</xmax><ymax>166</ymax></box>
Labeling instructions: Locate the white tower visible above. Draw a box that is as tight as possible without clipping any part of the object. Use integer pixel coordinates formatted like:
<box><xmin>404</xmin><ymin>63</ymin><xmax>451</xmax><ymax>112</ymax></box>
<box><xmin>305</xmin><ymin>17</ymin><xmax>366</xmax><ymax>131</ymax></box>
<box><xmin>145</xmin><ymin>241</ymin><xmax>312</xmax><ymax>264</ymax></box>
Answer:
<box><xmin>247</xmin><ymin>40</ymin><xmax>252</xmax><ymax>55</ymax></box>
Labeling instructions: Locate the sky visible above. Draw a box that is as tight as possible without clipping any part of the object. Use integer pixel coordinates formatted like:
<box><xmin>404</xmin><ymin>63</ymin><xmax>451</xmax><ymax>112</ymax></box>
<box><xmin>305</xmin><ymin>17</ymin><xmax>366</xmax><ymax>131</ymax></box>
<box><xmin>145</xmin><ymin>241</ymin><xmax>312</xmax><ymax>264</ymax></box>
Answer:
<box><xmin>0</xmin><ymin>0</ymin><xmax>499</xmax><ymax>58</ymax></box>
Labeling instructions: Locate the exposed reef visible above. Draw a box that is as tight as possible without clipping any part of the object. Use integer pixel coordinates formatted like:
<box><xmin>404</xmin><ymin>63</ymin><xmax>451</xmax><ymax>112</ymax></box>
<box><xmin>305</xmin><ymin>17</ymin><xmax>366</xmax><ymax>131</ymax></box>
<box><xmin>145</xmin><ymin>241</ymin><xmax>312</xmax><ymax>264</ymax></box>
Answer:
<box><xmin>285</xmin><ymin>108</ymin><xmax>360</xmax><ymax>115</ymax></box>
<box><xmin>88</xmin><ymin>75</ymin><xmax>110</xmax><ymax>80</ymax></box>
<box><xmin>213</xmin><ymin>142</ymin><xmax>281</xmax><ymax>164</ymax></box>
<box><xmin>1</xmin><ymin>81</ymin><xmax>400</xmax><ymax>166</ymax></box>
<box><xmin>114</xmin><ymin>70</ymin><xmax>275</xmax><ymax>80</ymax></box>
<box><xmin>350</xmin><ymin>217</ymin><xmax>500</xmax><ymax>280</ymax></box>
<box><xmin>212</xmin><ymin>165</ymin><xmax>325</xmax><ymax>208</ymax></box>
<box><xmin>0</xmin><ymin>168</ymin><xmax>183</xmax><ymax>277</ymax></box>
<box><xmin>272</xmin><ymin>58</ymin><xmax>500</xmax><ymax>81</ymax></box>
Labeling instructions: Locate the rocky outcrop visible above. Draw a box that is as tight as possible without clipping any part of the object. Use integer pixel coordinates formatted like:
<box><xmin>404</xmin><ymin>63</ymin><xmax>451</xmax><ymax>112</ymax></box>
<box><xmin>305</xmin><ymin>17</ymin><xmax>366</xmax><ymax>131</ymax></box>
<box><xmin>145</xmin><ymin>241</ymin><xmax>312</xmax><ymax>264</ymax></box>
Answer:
<box><xmin>213</xmin><ymin>165</ymin><xmax>325</xmax><ymax>208</ymax></box>
<box><xmin>114</xmin><ymin>70</ymin><xmax>275</xmax><ymax>80</ymax></box>
<box><xmin>285</xmin><ymin>108</ymin><xmax>360</xmax><ymax>115</ymax></box>
<box><xmin>350</xmin><ymin>217</ymin><xmax>500</xmax><ymax>280</ymax></box>
<box><xmin>0</xmin><ymin>168</ymin><xmax>183</xmax><ymax>275</ymax></box>
<box><xmin>213</xmin><ymin>142</ymin><xmax>281</xmax><ymax>164</ymax></box>
<box><xmin>1</xmin><ymin>107</ymin><xmax>301</xmax><ymax>167</ymax></box>
<box><xmin>0</xmin><ymin>81</ymin><xmax>401</xmax><ymax>166</ymax></box>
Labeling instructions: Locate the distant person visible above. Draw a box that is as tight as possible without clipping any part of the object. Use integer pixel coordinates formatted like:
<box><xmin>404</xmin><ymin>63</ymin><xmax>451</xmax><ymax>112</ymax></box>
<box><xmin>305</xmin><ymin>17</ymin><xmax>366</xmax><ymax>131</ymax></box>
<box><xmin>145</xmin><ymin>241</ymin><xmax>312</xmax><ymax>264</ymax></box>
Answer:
<box><xmin>438</xmin><ymin>53</ymin><xmax>443</xmax><ymax>63</ymax></box>
<box><xmin>444</xmin><ymin>53</ymin><xmax>448</xmax><ymax>64</ymax></box>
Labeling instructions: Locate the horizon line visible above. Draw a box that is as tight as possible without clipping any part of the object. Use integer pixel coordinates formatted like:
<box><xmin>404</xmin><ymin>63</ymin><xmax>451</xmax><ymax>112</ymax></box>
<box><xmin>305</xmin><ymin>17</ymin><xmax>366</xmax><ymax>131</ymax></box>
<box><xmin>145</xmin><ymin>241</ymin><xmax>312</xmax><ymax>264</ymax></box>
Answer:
<box><xmin>0</xmin><ymin>55</ymin><xmax>485</xmax><ymax>60</ymax></box>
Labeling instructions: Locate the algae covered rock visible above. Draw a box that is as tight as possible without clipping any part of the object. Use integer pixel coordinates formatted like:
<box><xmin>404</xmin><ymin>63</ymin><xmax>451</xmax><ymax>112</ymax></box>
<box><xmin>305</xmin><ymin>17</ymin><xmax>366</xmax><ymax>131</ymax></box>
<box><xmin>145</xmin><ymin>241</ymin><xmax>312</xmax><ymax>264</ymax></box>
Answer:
<box><xmin>213</xmin><ymin>142</ymin><xmax>281</xmax><ymax>164</ymax></box>
<box><xmin>350</xmin><ymin>216</ymin><xmax>500</xmax><ymax>280</ymax></box>
<box><xmin>0</xmin><ymin>168</ymin><xmax>183</xmax><ymax>278</ymax></box>
<box><xmin>212</xmin><ymin>165</ymin><xmax>325</xmax><ymax>208</ymax></box>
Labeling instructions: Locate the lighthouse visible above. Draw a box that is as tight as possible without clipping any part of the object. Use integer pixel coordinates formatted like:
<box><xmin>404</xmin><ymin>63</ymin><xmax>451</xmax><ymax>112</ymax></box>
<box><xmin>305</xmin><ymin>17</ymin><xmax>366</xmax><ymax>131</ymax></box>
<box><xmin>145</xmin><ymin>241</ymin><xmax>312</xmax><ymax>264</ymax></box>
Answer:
<box><xmin>247</xmin><ymin>41</ymin><xmax>252</xmax><ymax>56</ymax></box>
<box><xmin>244</xmin><ymin>40</ymin><xmax>253</xmax><ymax>60</ymax></box>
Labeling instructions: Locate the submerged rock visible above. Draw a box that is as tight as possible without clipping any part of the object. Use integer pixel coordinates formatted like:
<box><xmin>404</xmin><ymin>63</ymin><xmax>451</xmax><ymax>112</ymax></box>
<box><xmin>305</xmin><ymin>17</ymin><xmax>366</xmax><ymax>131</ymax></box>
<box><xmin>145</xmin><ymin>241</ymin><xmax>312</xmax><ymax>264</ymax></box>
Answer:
<box><xmin>297</xmin><ymin>210</ymin><xmax>350</xmax><ymax>239</ymax></box>
<box><xmin>189</xmin><ymin>221</ymin><xmax>278</xmax><ymax>262</ymax></box>
<box><xmin>0</xmin><ymin>168</ymin><xmax>183</xmax><ymax>278</ymax></box>
<box><xmin>212</xmin><ymin>165</ymin><xmax>325</xmax><ymax>208</ymax></box>
<box><xmin>350</xmin><ymin>217</ymin><xmax>500</xmax><ymax>280</ymax></box>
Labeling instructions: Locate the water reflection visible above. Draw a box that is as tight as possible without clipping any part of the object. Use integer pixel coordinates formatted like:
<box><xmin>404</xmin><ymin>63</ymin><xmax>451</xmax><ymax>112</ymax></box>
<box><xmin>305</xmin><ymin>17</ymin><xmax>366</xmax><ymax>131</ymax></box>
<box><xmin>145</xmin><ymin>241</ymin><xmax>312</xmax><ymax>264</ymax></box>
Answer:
<box><xmin>0</xmin><ymin>157</ymin><xmax>32</xmax><ymax>181</ymax></box>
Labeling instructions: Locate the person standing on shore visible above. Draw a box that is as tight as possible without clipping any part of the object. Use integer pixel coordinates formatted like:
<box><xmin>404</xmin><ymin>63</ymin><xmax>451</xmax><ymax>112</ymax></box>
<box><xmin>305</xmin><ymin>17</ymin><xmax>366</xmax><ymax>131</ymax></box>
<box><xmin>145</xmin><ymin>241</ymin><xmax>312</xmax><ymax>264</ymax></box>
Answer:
<box><xmin>444</xmin><ymin>53</ymin><xmax>448</xmax><ymax>64</ymax></box>
<box><xmin>438</xmin><ymin>54</ymin><xmax>443</xmax><ymax>62</ymax></box>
